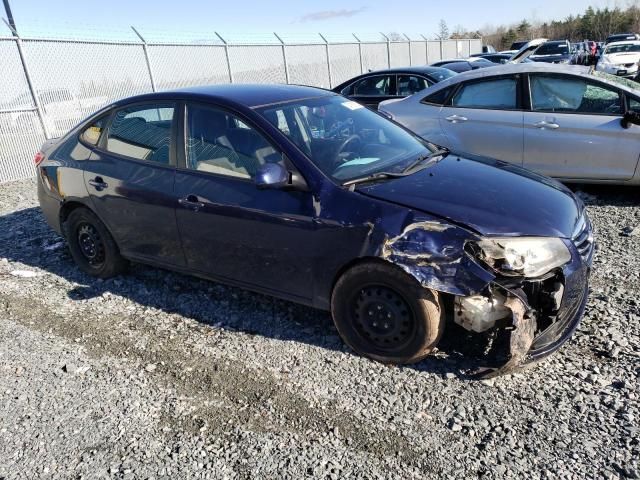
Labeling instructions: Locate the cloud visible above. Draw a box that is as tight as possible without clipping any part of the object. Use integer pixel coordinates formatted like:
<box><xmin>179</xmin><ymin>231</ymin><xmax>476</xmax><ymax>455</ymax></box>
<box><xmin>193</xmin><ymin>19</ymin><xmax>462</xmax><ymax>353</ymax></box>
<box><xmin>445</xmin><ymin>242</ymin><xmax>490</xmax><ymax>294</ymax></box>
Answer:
<box><xmin>298</xmin><ymin>7</ymin><xmax>367</xmax><ymax>23</ymax></box>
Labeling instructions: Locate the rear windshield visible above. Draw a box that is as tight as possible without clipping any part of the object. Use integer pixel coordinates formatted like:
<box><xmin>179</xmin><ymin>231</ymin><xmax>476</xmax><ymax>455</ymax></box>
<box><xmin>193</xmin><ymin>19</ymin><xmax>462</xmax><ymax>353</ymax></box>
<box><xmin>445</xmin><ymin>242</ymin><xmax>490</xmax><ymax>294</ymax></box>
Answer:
<box><xmin>535</xmin><ymin>43</ymin><xmax>569</xmax><ymax>55</ymax></box>
<box><xmin>429</xmin><ymin>68</ymin><xmax>457</xmax><ymax>81</ymax></box>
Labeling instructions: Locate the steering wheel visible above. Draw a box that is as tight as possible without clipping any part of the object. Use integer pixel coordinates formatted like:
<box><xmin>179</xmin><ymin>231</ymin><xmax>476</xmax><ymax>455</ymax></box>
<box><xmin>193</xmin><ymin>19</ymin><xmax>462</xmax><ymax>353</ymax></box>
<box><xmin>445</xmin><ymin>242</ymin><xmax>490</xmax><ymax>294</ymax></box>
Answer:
<box><xmin>335</xmin><ymin>134</ymin><xmax>361</xmax><ymax>159</ymax></box>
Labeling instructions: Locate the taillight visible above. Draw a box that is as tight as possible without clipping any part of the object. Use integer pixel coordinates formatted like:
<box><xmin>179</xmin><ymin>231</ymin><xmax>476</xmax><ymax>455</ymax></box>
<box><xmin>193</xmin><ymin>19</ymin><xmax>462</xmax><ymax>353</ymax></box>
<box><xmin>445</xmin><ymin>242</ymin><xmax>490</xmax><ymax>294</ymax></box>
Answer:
<box><xmin>34</xmin><ymin>151</ymin><xmax>45</xmax><ymax>166</ymax></box>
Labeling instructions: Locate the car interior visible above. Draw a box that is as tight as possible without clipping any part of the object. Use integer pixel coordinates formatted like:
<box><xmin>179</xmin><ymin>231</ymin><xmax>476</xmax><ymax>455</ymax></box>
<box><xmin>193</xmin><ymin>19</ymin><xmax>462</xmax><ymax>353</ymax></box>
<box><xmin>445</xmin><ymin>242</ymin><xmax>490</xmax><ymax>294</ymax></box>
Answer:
<box><xmin>260</xmin><ymin>99</ymin><xmax>426</xmax><ymax>181</ymax></box>
<box><xmin>186</xmin><ymin>106</ymin><xmax>280</xmax><ymax>179</ymax></box>
<box><xmin>530</xmin><ymin>76</ymin><xmax>622</xmax><ymax>114</ymax></box>
<box><xmin>107</xmin><ymin>109</ymin><xmax>173</xmax><ymax>164</ymax></box>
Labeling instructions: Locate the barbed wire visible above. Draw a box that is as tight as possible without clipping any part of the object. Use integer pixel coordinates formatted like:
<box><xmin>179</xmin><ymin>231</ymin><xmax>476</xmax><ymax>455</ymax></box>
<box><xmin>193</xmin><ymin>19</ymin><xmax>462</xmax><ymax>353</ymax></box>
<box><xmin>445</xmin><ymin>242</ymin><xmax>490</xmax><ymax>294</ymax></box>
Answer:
<box><xmin>0</xmin><ymin>20</ymin><xmax>461</xmax><ymax>44</ymax></box>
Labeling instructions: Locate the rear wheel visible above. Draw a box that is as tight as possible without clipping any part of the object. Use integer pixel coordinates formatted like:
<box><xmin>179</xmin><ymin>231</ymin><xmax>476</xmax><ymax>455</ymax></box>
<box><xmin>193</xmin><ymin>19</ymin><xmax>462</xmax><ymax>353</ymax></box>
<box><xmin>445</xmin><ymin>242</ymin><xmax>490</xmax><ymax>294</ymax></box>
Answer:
<box><xmin>64</xmin><ymin>208</ymin><xmax>127</xmax><ymax>278</ymax></box>
<box><xmin>331</xmin><ymin>262</ymin><xmax>444</xmax><ymax>364</ymax></box>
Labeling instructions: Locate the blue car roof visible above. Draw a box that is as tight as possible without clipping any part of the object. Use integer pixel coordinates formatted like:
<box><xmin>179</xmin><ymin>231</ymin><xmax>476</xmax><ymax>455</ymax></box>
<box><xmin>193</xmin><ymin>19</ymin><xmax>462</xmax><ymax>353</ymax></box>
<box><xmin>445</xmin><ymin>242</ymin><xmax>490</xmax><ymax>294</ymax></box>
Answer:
<box><xmin>115</xmin><ymin>84</ymin><xmax>335</xmax><ymax>109</ymax></box>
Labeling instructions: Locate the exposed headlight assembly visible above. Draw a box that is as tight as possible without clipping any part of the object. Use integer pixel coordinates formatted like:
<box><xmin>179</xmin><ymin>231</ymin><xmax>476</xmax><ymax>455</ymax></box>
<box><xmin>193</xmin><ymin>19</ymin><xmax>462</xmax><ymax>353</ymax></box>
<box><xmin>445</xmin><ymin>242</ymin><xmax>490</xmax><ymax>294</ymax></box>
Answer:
<box><xmin>471</xmin><ymin>237</ymin><xmax>571</xmax><ymax>278</ymax></box>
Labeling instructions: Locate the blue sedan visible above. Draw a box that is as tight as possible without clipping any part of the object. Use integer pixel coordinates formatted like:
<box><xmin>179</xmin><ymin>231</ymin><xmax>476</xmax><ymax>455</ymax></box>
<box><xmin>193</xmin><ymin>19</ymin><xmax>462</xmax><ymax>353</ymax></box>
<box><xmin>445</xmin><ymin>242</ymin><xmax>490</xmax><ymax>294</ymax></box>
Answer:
<box><xmin>36</xmin><ymin>84</ymin><xmax>593</xmax><ymax>376</ymax></box>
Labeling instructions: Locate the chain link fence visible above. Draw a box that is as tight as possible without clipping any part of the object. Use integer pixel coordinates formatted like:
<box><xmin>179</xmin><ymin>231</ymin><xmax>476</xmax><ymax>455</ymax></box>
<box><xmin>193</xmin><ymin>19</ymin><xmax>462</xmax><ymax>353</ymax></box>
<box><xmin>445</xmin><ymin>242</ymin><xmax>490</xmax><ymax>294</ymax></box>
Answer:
<box><xmin>0</xmin><ymin>29</ymin><xmax>481</xmax><ymax>183</ymax></box>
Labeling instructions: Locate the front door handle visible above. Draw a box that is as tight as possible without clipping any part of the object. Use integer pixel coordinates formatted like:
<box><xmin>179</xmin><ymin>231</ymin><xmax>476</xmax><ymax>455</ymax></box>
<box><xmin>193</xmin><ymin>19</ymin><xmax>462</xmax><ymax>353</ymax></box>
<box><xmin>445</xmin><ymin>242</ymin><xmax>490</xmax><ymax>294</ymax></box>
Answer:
<box><xmin>534</xmin><ymin>120</ymin><xmax>560</xmax><ymax>130</ymax></box>
<box><xmin>178</xmin><ymin>194</ymin><xmax>205</xmax><ymax>211</ymax></box>
<box><xmin>445</xmin><ymin>115</ymin><xmax>468</xmax><ymax>123</ymax></box>
<box><xmin>88</xmin><ymin>176</ymin><xmax>108</xmax><ymax>190</ymax></box>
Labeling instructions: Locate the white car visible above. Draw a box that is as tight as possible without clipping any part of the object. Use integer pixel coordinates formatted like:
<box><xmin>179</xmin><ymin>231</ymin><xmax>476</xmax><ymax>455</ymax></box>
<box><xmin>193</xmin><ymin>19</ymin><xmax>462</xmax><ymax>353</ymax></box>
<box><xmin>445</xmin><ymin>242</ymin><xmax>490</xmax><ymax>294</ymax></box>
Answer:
<box><xmin>0</xmin><ymin>89</ymin><xmax>109</xmax><ymax>137</ymax></box>
<box><xmin>379</xmin><ymin>62</ymin><xmax>640</xmax><ymax>184</ymax></box>
<box><xmin>596</xmin><ymin>40</ymin><xmax>640</xmax><ymax>78</ymax></box>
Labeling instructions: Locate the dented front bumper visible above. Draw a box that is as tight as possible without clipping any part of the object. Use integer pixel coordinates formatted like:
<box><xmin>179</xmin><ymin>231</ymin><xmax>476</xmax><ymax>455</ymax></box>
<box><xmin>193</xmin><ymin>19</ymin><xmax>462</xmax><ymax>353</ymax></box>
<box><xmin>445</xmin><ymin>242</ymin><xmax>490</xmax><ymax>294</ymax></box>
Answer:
<box><xmin>468</xmin><ymin>237</ymin><xmax>592</xmax><ymax>377</ymax></box>
<box><xmin>380</xmin><ymin>215</ymin><xmax>593</xmax><ymax>376</ymax></box>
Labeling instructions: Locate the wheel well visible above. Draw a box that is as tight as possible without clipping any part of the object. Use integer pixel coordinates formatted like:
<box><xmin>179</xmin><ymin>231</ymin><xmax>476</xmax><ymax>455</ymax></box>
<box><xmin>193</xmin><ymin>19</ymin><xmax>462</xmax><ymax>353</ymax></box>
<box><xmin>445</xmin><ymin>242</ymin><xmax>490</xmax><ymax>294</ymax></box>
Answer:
<box><xmin>59</xmin><ymin>201</ymin><xmax>89</xmax><ymax>224</ymax></box>
<box><xmin>330</xmin><ymin>257</ymin><xmax>393</xmax><ymax>298</ymax></box>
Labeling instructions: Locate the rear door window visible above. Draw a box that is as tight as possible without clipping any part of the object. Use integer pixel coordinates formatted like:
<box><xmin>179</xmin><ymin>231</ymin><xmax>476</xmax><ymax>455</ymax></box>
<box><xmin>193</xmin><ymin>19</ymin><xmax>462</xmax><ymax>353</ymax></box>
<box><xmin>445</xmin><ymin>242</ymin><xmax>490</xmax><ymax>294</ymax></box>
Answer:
<box><xmin>530</xmin><ymin>75</ymin><xmax>622</xmax><ymax>115</ymax></box>
<box><xmin>452</xmin><ymin>78</ymin><xmax>517</xmax><ymax>109</ymax></box>
<box><xmin>106</xmin><ymin>104</ymin><xmax>175</xmax><ymax>164</ymax></box>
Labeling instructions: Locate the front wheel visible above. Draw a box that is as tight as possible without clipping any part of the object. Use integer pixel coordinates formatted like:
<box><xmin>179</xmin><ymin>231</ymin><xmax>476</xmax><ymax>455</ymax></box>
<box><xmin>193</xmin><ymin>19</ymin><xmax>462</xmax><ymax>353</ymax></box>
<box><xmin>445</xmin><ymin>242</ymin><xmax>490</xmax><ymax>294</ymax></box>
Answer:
<box><xmin>331</xmin><ymin>262</ymin><xmax>444</xmax><ymax>364</ymax></box>
<box><xmin>64</xmin><ymin>207</ymin><xmax>128</xmax><ymax>278</ymax></box>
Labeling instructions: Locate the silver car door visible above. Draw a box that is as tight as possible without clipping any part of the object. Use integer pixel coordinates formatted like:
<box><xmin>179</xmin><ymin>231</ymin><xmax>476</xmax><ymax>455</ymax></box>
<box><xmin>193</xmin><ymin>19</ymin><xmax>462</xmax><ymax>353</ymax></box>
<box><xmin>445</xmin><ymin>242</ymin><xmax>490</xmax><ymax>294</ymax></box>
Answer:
<box><xmin>438</xmin><ymin>76</ymin><xmax>524</xmax><ymax>164</ymax></box>
<box><xmin>523</xmin><ymin>74</ymin><xmax>639</xmax><ymax>180</ymax></box>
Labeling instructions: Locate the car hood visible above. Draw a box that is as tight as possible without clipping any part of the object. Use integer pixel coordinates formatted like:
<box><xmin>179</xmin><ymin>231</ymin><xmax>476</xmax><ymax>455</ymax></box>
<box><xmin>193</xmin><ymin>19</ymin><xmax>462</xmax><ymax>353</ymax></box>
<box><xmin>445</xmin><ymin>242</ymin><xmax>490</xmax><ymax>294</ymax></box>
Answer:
<box><xmin>357</xmin><ymin>154</ymin><xmax>582</xmax><ymax>238</ymax></box>
<box><xmin>602</xmin><ymin>52</ymin><xmax>640</xmax><ymax>64</ymax></box>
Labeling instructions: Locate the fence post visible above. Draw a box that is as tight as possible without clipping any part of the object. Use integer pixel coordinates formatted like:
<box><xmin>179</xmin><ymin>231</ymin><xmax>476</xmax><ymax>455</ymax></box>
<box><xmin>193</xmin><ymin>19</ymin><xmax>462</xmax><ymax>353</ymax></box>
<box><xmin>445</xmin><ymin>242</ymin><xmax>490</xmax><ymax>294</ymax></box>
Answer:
<box><xmin>469</xmin><ymin>39</ymin><xmax>473</xmax><ymax>55</ymax></box>
<box><xmin>421</xmin><ymin>34</ymin><xmax>429</xmax><ymax>64</ymax></box>
<box><xmin>274</xmin><ymin>32</ymin><xmax>290</xmax><ymax>84</ymax></box>
<box><xmin>2</xmin><ymin>19</ymin><xmax>50</xmax><ymax>139</ymax></box>
<box><xmin>380</xmin><ymin>32</ymin><xmax>391</xmax><ymax>68</ymax></box>
<box><xmin>440</xmin><ymin>39</ymin><xmax>444</xmax><ymax>61</ymax></box>
<box><xmin>319</xmin><ymin>33</ymin><xmax>332</xmax><ymax>88</ymax></box>
<box><xmin>214</xmin><ymin>32</ymin><xmax>233</xmax><ymax>84</ymax></box>
<box><xmin>353</xmin><ymin>34</ymin><xmax>364</xmax><ymax>74</ymax></box>
<box><xmin>131</xmin><ymin>26</ymin><xmax>156</xmax><ymax>92</ymax></box>
<box><xmin>404</xmin><ymin>34</ymin><xmax>412</xmax><ymax>65</ymax></box>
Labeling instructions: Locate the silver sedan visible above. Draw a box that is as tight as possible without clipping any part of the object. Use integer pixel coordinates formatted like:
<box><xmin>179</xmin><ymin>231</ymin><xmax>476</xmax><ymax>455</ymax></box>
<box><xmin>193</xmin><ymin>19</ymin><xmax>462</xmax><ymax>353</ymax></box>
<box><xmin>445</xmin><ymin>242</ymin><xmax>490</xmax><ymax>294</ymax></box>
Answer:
<box><xmin>379</xmin><ymin>63</ymin><xmax>640</xmax><ymax>184</ymax></box>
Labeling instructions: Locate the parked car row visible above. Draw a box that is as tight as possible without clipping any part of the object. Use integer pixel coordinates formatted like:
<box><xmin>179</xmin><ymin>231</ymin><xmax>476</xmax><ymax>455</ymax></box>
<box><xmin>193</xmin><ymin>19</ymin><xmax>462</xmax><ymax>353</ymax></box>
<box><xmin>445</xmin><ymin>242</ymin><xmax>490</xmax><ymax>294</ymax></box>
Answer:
<box><xmin>40</xmin><ymin>36</ymin><xmax>640</xmax><ymax>377</ymax></box>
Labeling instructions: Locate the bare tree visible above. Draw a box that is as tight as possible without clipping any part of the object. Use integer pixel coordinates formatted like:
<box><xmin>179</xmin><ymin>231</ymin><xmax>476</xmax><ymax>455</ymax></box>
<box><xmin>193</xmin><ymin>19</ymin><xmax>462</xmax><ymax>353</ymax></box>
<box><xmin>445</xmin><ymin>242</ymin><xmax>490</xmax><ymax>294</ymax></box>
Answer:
<box><xmin>437</xmin><ymin>20</ymin><xmax>450</xmax><ymax>40</ymax></box>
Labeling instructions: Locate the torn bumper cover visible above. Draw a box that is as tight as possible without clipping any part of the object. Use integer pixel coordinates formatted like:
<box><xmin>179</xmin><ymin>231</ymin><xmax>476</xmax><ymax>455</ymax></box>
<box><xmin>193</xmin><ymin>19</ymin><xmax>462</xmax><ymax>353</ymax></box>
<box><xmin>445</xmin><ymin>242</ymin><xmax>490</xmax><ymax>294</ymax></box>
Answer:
<box><xmin>381</xmin><ymin>217</ymin><xmax>593</xmax><ymax>376</ymax></box>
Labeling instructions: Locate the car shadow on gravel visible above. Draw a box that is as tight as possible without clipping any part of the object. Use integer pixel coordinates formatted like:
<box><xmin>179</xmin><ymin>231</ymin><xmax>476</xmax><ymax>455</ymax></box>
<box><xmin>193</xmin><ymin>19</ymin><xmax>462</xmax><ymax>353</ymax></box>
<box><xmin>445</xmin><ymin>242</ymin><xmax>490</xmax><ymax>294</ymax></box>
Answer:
<box><xmin>570</xmin><ymin>184</ymin><xmax>640</xmax><ymax>206</ymax></box>
<box><xmin>0</xmin><ymin>204</ymin><xmax>600</xmax><ymax>379</ymax></box>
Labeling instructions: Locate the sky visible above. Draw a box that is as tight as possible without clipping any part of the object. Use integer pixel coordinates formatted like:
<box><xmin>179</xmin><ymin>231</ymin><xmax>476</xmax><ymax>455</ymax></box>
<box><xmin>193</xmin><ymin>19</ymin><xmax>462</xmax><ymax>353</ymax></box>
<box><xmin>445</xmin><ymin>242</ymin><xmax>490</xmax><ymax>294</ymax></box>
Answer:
<box><xmin>2</xmin><ymin>0</ymin><xmax>618</xmax><ymax>42</ymax></box>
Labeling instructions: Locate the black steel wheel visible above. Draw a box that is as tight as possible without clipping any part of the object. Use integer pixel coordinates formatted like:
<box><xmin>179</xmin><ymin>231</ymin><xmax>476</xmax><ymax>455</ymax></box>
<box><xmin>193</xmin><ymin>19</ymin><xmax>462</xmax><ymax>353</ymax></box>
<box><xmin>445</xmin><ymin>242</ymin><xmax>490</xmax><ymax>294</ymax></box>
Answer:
<box><xmin>332</xmin><ymin>261</ymin><xmax>444</xmax><ymax>364</ymax></box>
<box><xmin>64</xmin><ymin>207</ymin><xmax>127</xmax><ymax>278</ymax></box>
<box><xmin>76</xmin><ymin>223</ymin><xmax>106</xmax><ymax>266</ymax></box>
<box><xmin>351</xmin><ymin>285</ymin><xmax>416</xmax><ymax>353</ymax></box>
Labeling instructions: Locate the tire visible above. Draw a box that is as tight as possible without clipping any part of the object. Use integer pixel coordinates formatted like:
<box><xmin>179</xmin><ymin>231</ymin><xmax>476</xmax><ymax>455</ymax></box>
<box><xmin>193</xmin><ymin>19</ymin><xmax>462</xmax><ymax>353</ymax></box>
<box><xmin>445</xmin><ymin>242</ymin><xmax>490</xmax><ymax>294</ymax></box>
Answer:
<box><xmin>64</xmin><ymin>207</ymin><xmax>128</xmax><ymax>278</ymax></box>
<box><xmin>331</xmin><ymin>261</ymin><xmax>445</xmax><ymax>365</ymax></box>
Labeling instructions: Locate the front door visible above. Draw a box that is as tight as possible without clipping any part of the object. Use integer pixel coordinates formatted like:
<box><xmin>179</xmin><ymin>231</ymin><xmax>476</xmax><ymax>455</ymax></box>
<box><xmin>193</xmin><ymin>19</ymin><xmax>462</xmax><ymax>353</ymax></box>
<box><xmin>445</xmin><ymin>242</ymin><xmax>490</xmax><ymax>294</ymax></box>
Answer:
<box><xmin>174</xmin><ymin>103</ymin><xmax>317</xmax><ymax>301</ymax></box>
<box><xmin>83</xmin><ymin>102</ymin><xmax>184</xmax><ymax>266</ymax></box>
<box><xmin>438</xmin><ymin>75</ymin><xmax>524</xmax><ymax>165</ymax></box>
<box><xmin>523</xmin><ymin>74</ymin><xmax>640</xmax><ymax>180</ymax></box>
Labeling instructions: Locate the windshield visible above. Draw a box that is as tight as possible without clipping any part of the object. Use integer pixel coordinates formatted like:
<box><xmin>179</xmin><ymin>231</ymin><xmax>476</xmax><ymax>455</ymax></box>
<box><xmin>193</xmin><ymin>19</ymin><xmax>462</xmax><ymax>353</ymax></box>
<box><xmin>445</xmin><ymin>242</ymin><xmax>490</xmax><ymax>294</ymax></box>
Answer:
<box><xmin>256</xmin><ymin>95</ymin><xmax>435</xmax><ymax>183</ymax></box>
<box><xmin>535</xmin><ymin>43</ymin><xmax>569</xmax><ymax>55</ymax></box>
<box><xmin>605</xmin><ymin>43</ymin><xmax>640</xmax><ymax>54</ymax></box>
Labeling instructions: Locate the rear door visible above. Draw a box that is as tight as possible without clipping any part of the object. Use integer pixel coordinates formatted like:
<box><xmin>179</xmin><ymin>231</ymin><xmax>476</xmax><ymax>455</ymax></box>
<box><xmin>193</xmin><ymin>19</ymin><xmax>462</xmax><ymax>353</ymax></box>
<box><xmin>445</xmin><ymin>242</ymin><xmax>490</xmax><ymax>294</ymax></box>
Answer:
<box><xmin>523</xmin><ymin>73</ymin><xmax>640</xmax><ymax>180</ymax></box>
<box><xmin>83</xmin><ymin>102</ymin><xmax>184</xmax><ymax>266</ymax></box>
<box><xmin>438</xmin><ymin>75</ymin><xmax>524</xmax><ymax>164</ymax></box>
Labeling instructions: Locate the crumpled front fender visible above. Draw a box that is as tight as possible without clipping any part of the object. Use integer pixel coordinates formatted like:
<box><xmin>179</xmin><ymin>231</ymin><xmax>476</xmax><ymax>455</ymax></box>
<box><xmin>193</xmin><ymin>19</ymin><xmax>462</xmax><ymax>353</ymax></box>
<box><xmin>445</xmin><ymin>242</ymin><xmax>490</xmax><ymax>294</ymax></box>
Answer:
<box><xmin>380</xmin><ymin>220</ymin><xmax>494</xmax><ymax>296</ymax></box>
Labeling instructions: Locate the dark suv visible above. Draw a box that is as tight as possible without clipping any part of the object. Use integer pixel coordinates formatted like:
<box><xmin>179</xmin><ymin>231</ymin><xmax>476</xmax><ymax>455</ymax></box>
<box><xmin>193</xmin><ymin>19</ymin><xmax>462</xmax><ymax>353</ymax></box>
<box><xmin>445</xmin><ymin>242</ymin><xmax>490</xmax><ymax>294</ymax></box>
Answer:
<box><xmin>530</xmin><ymin>40</ymin><xmax>573</xmax><ymax>64</ymax></box>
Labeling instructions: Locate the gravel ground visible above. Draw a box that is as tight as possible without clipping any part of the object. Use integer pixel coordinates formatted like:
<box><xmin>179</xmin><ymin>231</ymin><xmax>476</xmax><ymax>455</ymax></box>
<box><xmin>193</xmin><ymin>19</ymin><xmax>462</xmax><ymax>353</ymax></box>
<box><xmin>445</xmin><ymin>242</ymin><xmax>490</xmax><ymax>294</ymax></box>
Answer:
<box><xmin>0</xmin><ymin>178</ymin><xmax>638</xmax><ymax>479</ymax></box>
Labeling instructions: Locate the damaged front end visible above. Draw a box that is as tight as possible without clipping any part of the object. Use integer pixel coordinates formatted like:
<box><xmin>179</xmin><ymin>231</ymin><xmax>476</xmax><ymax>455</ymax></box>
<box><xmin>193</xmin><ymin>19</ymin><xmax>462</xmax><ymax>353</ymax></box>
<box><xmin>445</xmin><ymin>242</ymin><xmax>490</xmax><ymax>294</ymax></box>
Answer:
<box><xmin>381</xmin><ymin>214</ymin><xmax>593</xmax><ymax>377</ymax></box>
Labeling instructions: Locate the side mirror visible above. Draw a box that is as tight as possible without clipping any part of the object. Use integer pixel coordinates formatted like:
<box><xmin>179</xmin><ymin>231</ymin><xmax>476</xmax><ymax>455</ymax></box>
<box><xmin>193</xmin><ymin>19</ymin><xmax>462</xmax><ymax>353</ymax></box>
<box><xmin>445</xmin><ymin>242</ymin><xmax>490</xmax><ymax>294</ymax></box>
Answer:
<box><xmin>622</xmin><ymin>110</ymin><xmax>640</xmax><ymax>129</ymax></box>
<box><xmin>255</xmin><ymin>163</ymin><xmax>308</xmax><ymax>191</ymax></box>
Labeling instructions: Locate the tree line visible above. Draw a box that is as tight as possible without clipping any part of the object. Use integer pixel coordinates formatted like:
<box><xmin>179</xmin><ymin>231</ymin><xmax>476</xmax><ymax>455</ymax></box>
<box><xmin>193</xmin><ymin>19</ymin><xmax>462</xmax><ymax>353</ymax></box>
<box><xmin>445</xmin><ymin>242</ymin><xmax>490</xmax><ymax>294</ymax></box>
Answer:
<box><xmin>437</xmin><ymin>3</ymin><xmax>640</xmax><ymax>50</ymax></box>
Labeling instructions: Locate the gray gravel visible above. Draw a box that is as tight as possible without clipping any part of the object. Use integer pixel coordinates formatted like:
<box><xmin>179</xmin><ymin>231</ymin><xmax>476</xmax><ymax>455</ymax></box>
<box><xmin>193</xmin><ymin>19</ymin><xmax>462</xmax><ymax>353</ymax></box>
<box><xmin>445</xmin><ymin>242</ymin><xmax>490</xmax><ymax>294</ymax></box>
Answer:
<box><xmin>0</xmin><ymin>178</ymin><xmax>638</xmax><ymax>479</ymax></box>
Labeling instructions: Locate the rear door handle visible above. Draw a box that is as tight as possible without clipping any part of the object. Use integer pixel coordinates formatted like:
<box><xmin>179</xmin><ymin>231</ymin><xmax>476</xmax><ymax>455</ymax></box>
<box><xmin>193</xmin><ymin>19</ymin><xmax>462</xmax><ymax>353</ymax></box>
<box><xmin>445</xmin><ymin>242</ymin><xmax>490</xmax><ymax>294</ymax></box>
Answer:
<box><xmin>445</xmin><ymin>115</ymin><xmax>468</xmax><ymax>123</ymax></box>
<box><xmin>88</xmin><ymin>177</ymin><xmax>108</xmax><ymax>190</ymax></box>
<box><xmin>534</xmin><ymin>120</ymin><xmax>560</xmax><ymax>130</ymax></box>
<box><xmin>178</xmin><ymin>194</ymin><xmax>205</xmax><ymax>211</ymax></box>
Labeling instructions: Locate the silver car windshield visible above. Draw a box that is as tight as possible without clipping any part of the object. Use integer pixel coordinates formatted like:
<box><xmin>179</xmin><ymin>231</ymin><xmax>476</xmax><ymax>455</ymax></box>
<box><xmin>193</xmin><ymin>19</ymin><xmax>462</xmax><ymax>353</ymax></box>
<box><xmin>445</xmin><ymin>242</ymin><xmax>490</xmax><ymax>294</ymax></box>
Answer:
<box><xmin>256</xmin><ymin>95</ymin><xmax>435</xmax><ymax>183</ymax></box>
